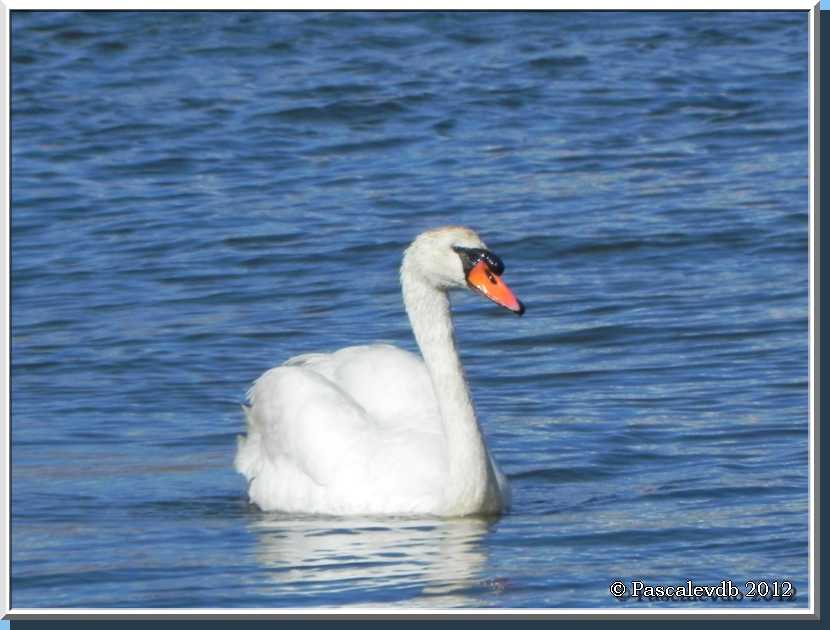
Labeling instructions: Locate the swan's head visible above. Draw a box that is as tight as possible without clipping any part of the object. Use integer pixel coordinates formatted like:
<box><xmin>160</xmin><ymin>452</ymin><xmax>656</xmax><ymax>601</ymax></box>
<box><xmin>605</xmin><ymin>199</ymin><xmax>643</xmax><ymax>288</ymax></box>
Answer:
<box><xmin>402</xmin><ymin>226</ymin><xmax>525</xmax><ymax>315</ymax></box>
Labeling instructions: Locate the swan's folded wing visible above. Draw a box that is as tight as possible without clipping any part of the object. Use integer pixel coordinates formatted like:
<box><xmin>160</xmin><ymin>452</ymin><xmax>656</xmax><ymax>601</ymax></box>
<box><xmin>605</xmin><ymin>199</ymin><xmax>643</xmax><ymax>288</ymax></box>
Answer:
<box><xmin>326</xmin><ymin>344</ymin><xmax>441</xmax><ymax>432</ymax></box>
<box><xmin>236</xmin><ymin>345</ymin><xmax>448</xmax><ymax>513</ymax></box>
<box><xmin>243</xmin><ymin>365</ymin><xmax>374</xmax><ymax>489</ymax></box>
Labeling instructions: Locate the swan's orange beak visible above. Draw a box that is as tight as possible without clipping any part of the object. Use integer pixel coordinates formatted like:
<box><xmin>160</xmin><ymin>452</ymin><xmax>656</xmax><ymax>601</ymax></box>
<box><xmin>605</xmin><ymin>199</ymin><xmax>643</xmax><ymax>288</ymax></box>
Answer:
<box><xmin>467</xmin><ymin>259</ymin><xmax>525</xmax><ymax>315</ymax></box>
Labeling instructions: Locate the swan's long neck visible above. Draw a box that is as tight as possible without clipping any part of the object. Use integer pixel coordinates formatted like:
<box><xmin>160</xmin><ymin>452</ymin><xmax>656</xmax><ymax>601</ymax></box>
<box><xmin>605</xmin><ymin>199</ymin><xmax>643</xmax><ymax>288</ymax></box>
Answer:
<box><xmin>401</xmin><ymin>264</ymin><xmax>497</xmax><ymax>513</ymax></box>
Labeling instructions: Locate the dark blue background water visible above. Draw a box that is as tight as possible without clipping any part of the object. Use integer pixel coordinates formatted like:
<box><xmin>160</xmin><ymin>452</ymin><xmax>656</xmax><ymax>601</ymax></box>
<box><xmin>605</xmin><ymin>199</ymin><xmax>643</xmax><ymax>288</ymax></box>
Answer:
<box><xmin>11</xmin><ymin>11</ymin><xmax>809</xmax><ymax>608</ymax></box>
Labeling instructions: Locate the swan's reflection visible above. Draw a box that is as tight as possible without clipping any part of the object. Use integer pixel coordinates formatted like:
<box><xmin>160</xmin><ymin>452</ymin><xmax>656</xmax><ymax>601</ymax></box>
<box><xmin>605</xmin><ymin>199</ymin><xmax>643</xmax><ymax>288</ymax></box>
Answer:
<box><xmin>246</xmin><ymin>513</ymin><xmax>499</xmax><ymax>607</ymax></box>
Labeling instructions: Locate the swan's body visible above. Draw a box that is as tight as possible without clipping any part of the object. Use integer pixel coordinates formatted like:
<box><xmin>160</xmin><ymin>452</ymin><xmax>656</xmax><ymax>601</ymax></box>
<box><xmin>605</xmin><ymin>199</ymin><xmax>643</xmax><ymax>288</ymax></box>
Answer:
<box><xmin>235</xmin><ymin>227</ymin><xmax>524</xmax><ymax>516</ymax></box>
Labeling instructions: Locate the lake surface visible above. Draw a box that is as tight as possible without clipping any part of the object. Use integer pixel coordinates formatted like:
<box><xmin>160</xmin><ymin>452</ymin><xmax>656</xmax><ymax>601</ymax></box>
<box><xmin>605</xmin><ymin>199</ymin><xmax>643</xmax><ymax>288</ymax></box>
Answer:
<box><xmin>10</xmin><ymin>11</ymin><xmax>810</xmax><ymax>609</ymax></box>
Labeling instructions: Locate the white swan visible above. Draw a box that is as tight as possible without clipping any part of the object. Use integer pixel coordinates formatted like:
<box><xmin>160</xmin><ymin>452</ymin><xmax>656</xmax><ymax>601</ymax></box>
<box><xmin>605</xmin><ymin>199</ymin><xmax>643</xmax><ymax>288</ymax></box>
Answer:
<box><xmin>235</xmin><ymin>226</ymin><xmax>525</xmax><ymax>516</ymax></box>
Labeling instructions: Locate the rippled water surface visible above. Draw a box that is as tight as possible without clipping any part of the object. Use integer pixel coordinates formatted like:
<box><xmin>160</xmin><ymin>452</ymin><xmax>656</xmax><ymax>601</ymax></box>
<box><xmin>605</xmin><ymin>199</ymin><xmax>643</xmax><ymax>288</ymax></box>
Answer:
<box><xmin>11</xmin><ymin>11</ymin><xmax>809</xmax><ymax>608</ymax></box>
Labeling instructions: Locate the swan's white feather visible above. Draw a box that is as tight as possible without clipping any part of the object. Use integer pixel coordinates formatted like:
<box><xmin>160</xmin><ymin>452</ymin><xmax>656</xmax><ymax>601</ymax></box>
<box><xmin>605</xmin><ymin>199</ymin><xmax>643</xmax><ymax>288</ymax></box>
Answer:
<box><xmin>236</xmin><ymin>344</ymin><xmax>449</xmax><ymax>514</ymax></box>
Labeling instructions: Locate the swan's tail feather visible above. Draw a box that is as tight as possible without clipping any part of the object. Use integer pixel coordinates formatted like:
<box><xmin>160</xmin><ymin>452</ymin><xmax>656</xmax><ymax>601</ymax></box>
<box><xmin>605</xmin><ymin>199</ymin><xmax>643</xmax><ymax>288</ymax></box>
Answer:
<box><xmin>234</xmin><ymin>404</ymin><xmax>264</xmax><ymax>483</ymax></box>
<box><xmin>241</xmin><ymin>403</ymin><xmax>254</xmax><ymax>427</ymax></box>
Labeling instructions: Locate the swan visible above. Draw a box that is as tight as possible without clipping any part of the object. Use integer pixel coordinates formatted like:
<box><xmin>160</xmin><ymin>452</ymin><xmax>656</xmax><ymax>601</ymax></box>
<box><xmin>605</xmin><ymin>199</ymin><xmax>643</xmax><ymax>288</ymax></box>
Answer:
<box><xmin>235</xmin><ymin>226</ymin><xmax>525</xmax><ymax>516</ymax></box>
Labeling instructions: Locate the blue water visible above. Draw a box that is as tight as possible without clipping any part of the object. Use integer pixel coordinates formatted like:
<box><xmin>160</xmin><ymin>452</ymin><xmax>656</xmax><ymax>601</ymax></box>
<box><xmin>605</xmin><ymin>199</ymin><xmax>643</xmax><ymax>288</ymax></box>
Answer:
<box><xmin>11</xmin><ymin>11</ymin><xmax>809</xmax><ymax>609</ymax></box>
